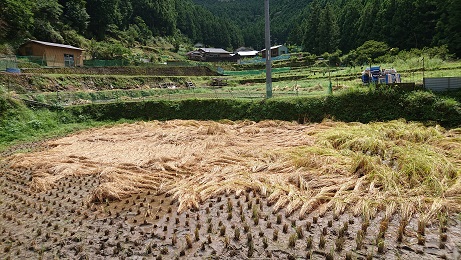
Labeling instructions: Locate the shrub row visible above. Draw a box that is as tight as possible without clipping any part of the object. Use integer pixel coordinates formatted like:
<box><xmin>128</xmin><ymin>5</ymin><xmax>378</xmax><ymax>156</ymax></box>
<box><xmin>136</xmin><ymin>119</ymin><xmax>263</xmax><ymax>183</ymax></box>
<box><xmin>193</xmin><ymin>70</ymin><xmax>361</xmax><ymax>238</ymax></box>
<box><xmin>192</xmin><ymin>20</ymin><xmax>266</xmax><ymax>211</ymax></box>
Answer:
<box><xmin>64</xmin><ymin>89</ymin><xmax>461</xmax><ymax>128</ymax></box>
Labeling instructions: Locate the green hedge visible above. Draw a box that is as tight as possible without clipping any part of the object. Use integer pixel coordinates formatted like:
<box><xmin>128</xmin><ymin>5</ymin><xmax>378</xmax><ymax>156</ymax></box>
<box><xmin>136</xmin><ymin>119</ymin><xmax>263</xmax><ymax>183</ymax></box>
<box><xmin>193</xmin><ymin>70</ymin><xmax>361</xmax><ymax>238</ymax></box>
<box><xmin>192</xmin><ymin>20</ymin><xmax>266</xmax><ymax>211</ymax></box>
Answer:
<box><xmin>64</xmin><ymin>89</ymin><xmax>461</xmax><ymax>128</ymax></box>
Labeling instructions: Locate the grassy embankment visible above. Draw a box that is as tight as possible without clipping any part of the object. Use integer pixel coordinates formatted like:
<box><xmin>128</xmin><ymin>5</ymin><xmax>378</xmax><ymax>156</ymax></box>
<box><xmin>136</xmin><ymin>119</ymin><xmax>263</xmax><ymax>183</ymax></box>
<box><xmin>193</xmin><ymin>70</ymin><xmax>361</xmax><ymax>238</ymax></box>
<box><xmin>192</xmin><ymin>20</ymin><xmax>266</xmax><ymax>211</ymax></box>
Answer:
<box><xmin>2</xmin><ymin>57</ymin><xmax>461</xmax><ymax>106</ymax></box>
<box><xmin>1</xmin><ymin>56</ymin><xmax>461</xmax><ymax>151</ymax></box>
<box><xmin>2</xmin><ymin>78</ymin><xmax>461</xmax><ymax>152</ymax></box>
<box><xmin>0</xmin><ymin>86</ymin><xmax>131</xmax><ymax>151</ymax></box>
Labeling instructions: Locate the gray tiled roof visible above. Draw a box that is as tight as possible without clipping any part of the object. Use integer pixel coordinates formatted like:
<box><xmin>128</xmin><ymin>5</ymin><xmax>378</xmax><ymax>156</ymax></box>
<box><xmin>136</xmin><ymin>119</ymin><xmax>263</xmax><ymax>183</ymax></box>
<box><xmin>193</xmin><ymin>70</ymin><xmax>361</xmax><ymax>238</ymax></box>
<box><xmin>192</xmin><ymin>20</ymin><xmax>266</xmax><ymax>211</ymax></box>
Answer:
<box><xmin>200</xmin><ymin>48</ymin><xmax>231</xmax><ymax>54</ymax></box>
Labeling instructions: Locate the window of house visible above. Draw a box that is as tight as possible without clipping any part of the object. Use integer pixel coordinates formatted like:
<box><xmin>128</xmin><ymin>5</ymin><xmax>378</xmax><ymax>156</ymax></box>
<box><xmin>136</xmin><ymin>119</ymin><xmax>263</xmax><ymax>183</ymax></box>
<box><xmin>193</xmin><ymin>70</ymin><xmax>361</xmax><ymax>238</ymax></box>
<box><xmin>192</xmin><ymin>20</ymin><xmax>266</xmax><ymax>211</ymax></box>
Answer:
<box><xmin>64</xmin><ymin>54</ymin><xmax>74</xmax><ymax>67</ymax></box>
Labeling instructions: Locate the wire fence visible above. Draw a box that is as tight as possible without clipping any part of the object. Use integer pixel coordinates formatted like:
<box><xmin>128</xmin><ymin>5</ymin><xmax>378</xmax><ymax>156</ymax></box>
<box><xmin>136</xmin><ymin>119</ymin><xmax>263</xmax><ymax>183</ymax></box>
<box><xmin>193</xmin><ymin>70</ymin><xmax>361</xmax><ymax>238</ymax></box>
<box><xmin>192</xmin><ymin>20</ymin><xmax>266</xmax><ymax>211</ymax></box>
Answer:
<box><xmin>238</xmin><ymin>54</ymin><xmax>291</xmax><ymax>65</ymax></box>
<box><xmin>17</xmin><ymin>56</ymin><xmax>44</xmax><ymax>66</ymax></box>
<box><xmin>14</xmin><ymin>56</ymin><xmax>207</xmax><ymax>68</ymax></box>
<box><xmin>0</xmin><ymin>56</ymin><xmax>17</xmax><ymax>70</ymax></box>
<box><xmin>17</xmin><ymin>55</ymin><xmax>84</xmax><ymax>67</ymax></box>
<box><xmin>19</xmin><ymin>88</ymin><xmax>325</xmax><ymax>107</ymax></box>
<box><xmin>223</xmin><ymin>67</ymin><xmax>291</xmax><ymax>76</ymax></box>
<box><xmin>83</xmin><ymin>59</ymin><xmax>127</xmax><ymax>67</ymax></box>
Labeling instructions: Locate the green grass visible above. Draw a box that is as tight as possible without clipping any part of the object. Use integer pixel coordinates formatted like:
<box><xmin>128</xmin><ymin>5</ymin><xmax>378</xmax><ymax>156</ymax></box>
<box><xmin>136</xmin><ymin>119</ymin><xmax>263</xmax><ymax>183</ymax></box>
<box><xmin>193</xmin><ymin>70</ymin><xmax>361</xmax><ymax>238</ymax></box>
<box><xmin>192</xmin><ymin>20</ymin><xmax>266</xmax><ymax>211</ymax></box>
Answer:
<box><xmin>0</xmin><ymin>109</ymin><xmax>129</xmax><ymax>152</ymax></box>
<box><xmin>2</xmin><ymin>57</ymin><xmax>461</xmax><ymax>152</ymax></box>
<box><xmin>23</xmin><ymin>88</ymin><xmax>212</xmax><ymax>105</ymax></box>
<box><xmin>230</xmin><ymin>58</ymin><xmax>461</xmax><ymax>87</ymax></box>
<box><xmin>4</xmin><ymin>57</ymin><xmax>461</xmax><ymax>106</ymax></box>
<box><xmin>0</xmin><ymin>89</ymin><xmax>132</xmax><ymax>152</ymax></box>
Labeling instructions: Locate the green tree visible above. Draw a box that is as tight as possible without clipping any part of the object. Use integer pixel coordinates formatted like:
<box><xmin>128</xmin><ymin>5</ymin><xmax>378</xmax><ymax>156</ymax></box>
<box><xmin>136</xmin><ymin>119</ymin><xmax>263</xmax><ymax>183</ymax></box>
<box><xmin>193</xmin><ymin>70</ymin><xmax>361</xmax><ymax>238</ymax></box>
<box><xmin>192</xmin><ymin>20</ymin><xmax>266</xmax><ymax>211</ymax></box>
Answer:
<box><xmin>33</xmin><ymin>0</ymin><xmax>64</xmax><ymax>42</ymax></box>
<box><xmin>0</xmin><ymin>0</ymin><xmax>35</xmax><ymax>42</ymax></box>
<box><xmin>175</xmin><ymin>0</ymin><xmax>198</xmax><ymax>41</ymax></box>
<box><xmin>132</xmin><ymin>0</ymin><xmax>176</xmax><ymax>36</ymax></box>
<box><xmin>86</xmin><ymin>0</ymin><xmax>119</xmax><ymax>40</ymax></box>
<box><xmin>116</xmin><ymin>0</ymin><xmax>133</xmax><ymax>31</ymax></box>
<box><xmin>409</xmin><ymin>0</ymin><xmax>438</xmax><ymax>48</ymax></box>
<box><xmin>354</xmin><ymin>40</ymin><xmax>389</xmax><ymax>64</ymax></box>
<box><xmin>338</xmin><ymin>0</ymin><xmax>361</xmax><ymax>52</ymax></box>
<box><xmin>317</xmin><ymin>3</ymin><xmax>339</xmax><ymax>54</ymax></box>
<box><xmin>301</xmin><ymin>0</ymin><xmax>321</xmax><ymax>54</ymax></box>
<box><xmin>356</xmin><ymin>0</ymin><xmax>380</xmax><ymax>46</ymax></box>
<box><xmin>435</xmin><ymin>0</ymin><xmax>461</xmax><ymax>56</ymax></box>
<box><xmin>61</xmin><ymin>0</ymin><xmax>89</xmax><ymax>33</ymax></box>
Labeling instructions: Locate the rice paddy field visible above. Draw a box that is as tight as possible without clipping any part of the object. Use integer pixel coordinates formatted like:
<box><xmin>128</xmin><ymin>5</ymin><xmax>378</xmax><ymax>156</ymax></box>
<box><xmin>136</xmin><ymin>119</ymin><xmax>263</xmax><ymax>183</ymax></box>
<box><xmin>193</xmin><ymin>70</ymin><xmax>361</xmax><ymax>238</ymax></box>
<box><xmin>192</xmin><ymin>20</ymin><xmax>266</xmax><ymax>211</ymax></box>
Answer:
<box><xmin>1</xmin><ymin>119</ymin><xmax>461</xmax><ymax>259</ymax></box>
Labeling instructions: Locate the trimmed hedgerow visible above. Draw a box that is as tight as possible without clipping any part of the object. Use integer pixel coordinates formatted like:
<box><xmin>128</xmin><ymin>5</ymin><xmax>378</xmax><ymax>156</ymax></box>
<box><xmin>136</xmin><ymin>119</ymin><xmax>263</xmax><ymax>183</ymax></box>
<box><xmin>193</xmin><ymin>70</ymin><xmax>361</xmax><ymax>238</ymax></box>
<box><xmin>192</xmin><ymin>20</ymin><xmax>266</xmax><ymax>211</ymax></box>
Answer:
<box><xmin>64</xmin><ymin>88</ymin><xmax>461</xmax><ymax>128</ymax></box>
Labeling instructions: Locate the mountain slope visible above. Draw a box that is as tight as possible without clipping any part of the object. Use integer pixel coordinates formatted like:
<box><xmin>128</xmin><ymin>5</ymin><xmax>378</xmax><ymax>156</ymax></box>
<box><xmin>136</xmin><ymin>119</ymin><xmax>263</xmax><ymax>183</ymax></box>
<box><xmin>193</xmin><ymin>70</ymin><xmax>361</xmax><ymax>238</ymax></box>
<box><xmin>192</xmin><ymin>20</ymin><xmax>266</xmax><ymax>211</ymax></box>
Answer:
<box><xmin>192</xmin><ymin>0</ymin><xmax>312</xmax><ymax>49</ymax></box>
<box><xmin>192</xmin><ymin>0</ymin><xmax>461</xmax><ymax>57</ymax></box>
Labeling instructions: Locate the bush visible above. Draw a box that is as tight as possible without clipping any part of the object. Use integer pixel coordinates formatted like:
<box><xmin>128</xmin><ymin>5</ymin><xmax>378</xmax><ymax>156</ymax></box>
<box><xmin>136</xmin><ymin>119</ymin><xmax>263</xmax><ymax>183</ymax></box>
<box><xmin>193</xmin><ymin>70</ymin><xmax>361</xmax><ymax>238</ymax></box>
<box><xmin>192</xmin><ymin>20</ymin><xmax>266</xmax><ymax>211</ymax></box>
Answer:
<box><xmin>349</xmin><ymin>40</ymin><xmax>390</xmax><ymax>65</ymax></box>
<box><xmin>64</xmin><ymin>89</ymin><xmax>461</xmax><ymax>128</ymax></box>
<box><xmin>3</xmin><ymin>88</ymin><xmax>461</xmax><ymax>151</ymax></box>
<box><xmin>0</xmin><ymin>95</ymin><xmax>8</xmax><ymax>115</ymax></box>
<box><xmin>87</xmin><ymin>40</ymin><xmax>131</xmax><ymax>61</ymax></box>
<box><xmin>401</xmin><ymin>91</ymin><xmax>437</xmax><ymax>121</ymax></box>
<box><xmin>0</xmin><ymin>43</ymin><xmax>15</xmax><ymax>55</ymax></box>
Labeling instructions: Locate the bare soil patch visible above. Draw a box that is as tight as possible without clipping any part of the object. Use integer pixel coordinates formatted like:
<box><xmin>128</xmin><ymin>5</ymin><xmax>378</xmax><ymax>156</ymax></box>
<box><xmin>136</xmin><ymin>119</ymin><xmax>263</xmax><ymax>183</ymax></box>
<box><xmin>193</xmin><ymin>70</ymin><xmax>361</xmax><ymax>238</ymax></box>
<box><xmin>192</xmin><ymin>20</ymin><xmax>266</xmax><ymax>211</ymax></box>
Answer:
<box><xmin>1</xmin><ymin>120</ymin><xmax>461</xmax><ymax>259</ymax></box>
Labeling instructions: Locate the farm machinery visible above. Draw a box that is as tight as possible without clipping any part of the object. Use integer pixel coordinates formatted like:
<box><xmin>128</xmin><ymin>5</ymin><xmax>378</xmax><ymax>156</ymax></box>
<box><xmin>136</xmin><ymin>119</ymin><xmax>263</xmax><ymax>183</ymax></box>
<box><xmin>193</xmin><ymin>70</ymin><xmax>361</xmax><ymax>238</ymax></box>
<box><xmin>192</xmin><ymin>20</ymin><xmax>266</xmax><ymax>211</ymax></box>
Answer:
<box><xmin>361</xmin><ymin>66</ymin><xmax>401</xmax><ymax>84</ymax></box>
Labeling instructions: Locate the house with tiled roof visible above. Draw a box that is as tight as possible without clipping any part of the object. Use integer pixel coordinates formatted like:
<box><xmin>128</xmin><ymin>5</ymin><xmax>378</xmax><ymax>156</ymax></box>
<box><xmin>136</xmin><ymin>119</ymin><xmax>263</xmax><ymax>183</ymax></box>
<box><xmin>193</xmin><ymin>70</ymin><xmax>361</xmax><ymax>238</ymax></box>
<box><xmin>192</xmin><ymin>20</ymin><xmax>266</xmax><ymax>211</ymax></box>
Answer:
<box><xmin>187</xmin><ymin>48</ymin><xmax>236</xmax><ymax>62</ymax></box>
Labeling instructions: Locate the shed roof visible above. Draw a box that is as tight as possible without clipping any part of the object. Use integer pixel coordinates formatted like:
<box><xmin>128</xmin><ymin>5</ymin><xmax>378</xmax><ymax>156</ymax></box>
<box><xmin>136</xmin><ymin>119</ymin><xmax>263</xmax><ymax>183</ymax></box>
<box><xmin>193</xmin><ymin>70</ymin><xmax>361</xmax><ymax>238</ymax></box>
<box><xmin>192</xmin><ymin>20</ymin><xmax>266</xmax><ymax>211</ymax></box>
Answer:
<box><xmin>22</xmin><ymin>40</ymin><xmax>84</xmax><ymax>51</ymax></box>
<box><xmin>260</xmin><ymin>45</ymin><xmax>286</xmax><ymax>52</ymax></box>
<box><xmin>237</xmin><ymin>51</ymin><xmax>259</xmax><ymax>56</ymax></box>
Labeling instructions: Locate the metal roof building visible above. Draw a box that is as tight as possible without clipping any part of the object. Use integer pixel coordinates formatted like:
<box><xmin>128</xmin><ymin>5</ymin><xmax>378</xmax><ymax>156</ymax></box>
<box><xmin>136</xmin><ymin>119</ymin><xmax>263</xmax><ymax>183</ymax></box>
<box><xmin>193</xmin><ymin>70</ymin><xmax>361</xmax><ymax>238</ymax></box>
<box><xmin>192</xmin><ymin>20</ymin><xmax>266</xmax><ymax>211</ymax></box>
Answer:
<box><xmin>261</xmin><ymin>45</ymin><xmax>288</xmax><ymax>58</ymax></box>
<box><xmin>18</xmin><ymin>40</ymin><xmax>84</xmax><ymax>67</ymax></box>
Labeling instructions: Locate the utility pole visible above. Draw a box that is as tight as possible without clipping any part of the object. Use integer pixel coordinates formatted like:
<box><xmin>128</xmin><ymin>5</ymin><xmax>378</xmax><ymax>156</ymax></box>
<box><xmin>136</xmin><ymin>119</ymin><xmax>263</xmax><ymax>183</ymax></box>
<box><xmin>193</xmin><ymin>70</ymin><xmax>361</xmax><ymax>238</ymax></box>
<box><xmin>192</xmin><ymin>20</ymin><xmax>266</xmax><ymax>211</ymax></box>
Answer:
<box><xmin>264</xmin><ymin>0</ymin><xmax>272</xmax><ymax>98</ymax></box>
<box><xmin>319</xmin><ymin>58</ymin><xmax>332</xmax><ymax>94</ymax></box>
<box><xmin>422</xmin><ymin>56</ymin><xmax>425</xmax><ymax>88</ymax></box>
<box><xmin>328</xmin><ymin>61</ymin><xmax>332</xmax><ymax>95</ymax></box>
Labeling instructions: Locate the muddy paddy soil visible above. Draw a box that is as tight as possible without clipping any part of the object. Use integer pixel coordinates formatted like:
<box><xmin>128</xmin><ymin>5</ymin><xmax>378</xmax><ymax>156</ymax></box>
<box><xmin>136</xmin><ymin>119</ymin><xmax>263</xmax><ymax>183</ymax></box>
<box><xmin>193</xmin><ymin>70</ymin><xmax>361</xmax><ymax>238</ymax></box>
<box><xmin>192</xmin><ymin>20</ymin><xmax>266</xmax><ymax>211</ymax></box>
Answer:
<box><xmin>1</xmin><ymin>120</ymin><xmax>461</xmax><ymax>259</ymax></box>
<box><xmin>1</xmin><ymin>164</ymin><xmax>460</xmax><ymax>259</ymax></box>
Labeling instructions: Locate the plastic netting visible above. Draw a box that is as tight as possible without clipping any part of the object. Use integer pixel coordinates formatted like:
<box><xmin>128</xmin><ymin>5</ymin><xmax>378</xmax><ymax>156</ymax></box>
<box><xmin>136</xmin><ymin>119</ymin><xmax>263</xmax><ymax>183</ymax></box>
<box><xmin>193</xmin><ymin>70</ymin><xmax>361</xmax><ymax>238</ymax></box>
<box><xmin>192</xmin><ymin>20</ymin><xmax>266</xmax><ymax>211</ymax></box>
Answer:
<box><xmin>0</xmin><ymin>56</ymin><xmax>17</xmax><ymax>70</ymax></box>
<box><xmin>83</xmin><ymin>59</ymin><xmax>127</xmax><ymax>67</ymax></box>
<box><xmin>223</xmin><ymin>67</ymin><xmax>291</xmax><ymax>76</ymax></box>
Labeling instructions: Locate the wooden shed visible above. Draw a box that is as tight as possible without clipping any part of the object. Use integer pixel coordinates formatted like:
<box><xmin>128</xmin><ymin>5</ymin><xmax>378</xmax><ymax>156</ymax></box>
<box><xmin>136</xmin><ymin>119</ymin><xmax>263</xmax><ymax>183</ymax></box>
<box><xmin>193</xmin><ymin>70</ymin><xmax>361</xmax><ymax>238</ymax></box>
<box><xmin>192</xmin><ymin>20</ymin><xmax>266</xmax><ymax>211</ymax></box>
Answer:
<box><xmin>261</xmin><ymin>45</ymin><xmax>289</xmax><ymax>58</ymax></box>
<box><xmin>18</xmin><ymin>40</ymin><xmax>84</xmax><ymax>67</ymax></box>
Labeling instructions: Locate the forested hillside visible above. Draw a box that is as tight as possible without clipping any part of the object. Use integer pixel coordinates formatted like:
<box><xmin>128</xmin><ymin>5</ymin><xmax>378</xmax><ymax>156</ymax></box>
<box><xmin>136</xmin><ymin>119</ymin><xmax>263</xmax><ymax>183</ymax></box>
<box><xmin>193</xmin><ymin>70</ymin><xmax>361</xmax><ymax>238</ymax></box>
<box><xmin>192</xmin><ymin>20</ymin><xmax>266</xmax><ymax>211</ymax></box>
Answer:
<box><xmin>193</xmin><ymin>0</ymin><xmax>461</xmax><ymax>57</ymax></box>
<box><xmin>192</xmin><ymin>0</ymin><xmax>309</xmax><ymax>50</ymax></box>
<box><xmin>0</xmin><ymin>0</ymin><xmax>243</xmax><ymax>52</ymax></box>
<box><xmin>0</xmin><ymin>0</ymin><xmax>460</xmax><ymax>58</ymax></box>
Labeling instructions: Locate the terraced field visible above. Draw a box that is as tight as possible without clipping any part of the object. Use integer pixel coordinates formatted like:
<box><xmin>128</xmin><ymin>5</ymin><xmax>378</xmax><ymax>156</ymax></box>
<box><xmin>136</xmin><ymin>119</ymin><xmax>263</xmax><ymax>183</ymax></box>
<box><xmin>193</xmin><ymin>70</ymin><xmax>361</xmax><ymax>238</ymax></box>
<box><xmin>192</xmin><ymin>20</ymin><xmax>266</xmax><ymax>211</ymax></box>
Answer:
<box><xmin>1</xmin><ymin>120</ymin><xmax>460</xmax><ymax>259</ymax></box>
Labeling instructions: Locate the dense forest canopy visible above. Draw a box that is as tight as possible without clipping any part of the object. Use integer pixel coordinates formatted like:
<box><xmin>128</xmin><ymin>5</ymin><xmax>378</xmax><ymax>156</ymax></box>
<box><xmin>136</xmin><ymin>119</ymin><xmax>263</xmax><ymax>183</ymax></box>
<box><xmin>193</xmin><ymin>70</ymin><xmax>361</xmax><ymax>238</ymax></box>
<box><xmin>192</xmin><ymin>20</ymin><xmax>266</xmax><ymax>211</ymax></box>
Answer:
<box><xmin>0</xmin><ymin>0</ymin><xmax>244</xmax><ymax>51</ymax></box>
<box><xmin>193</xmin><ymin>0</ymin><xmax>461</xmax><ymax>57</ymax></box>
<box><xmin>0</xmin><ymin>0</ymin><xmax>460</xmax><ymax>57</ymax></box>
<box><xmin>192</xmin><ymin>0</ymin><xmax>309</xmax><ymax>50</ymax></box>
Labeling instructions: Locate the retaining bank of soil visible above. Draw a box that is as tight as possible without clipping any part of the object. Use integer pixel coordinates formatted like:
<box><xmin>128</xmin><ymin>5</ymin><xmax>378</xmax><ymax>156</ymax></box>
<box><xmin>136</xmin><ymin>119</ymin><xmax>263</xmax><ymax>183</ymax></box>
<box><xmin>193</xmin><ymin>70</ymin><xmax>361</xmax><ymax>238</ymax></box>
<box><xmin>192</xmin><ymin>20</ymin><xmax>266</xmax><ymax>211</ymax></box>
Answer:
<box><xmin>19</xmin><ymin>65</ymin><xmax>218</xmax><ymax>76</ymax></box>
